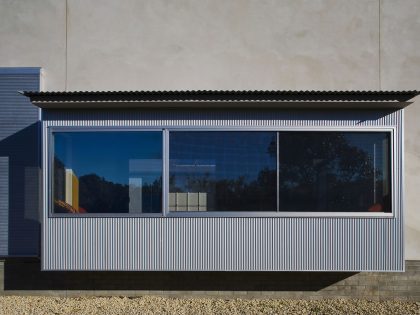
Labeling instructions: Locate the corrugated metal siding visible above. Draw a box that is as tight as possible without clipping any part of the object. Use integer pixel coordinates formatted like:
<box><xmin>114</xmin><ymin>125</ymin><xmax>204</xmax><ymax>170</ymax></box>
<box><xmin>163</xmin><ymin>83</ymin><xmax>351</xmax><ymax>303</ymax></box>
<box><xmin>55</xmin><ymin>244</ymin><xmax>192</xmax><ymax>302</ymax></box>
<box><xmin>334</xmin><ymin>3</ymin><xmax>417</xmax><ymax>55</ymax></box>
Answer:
<box><xmin>0</xmin><ymin>68</ymin><xmax>40</xmax><ymax>256</ymax></box>
<box><xmin>42</xmin><ymin>109</ymin><xmax>403</xmax><ymax>271</ymax></box>
<box><xmin>43</xmin><ymin>217</ymin><xmax>401</xmax><ymax>271</ymax></box>
<box><xmin>43</xmin><ymin>109</ymin><xmax>399</xmax><ymax>127</ymax></box>
<box><xmin>0</xmin><ymin>157</ymin><xmax>9</xmax><ymax>256</ymax></box>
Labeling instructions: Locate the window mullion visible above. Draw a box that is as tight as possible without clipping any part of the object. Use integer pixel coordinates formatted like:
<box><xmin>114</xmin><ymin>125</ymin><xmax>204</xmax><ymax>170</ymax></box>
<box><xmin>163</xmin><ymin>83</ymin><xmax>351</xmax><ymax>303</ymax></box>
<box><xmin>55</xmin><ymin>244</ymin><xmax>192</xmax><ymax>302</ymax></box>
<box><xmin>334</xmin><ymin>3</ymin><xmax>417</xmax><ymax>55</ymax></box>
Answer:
<box><xmin>163</xmin><ymin>129</ymin><xmax>170</xmax><ymax>216</ymax></box>
<box><xmin>277</xmin><ymin>131</ymin><xmax>280</xmax><ymax>212</ymax></box>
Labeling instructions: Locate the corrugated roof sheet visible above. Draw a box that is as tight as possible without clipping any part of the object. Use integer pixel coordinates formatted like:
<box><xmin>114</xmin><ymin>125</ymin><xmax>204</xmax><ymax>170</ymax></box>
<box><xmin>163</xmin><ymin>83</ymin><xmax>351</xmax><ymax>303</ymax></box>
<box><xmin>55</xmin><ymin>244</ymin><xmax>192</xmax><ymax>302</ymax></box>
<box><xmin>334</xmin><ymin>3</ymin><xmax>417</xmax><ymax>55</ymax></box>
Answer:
<box><xmin>22</xmin><ymin>90</ymin><xmax>420</xmax><ymax>109</ymax></box>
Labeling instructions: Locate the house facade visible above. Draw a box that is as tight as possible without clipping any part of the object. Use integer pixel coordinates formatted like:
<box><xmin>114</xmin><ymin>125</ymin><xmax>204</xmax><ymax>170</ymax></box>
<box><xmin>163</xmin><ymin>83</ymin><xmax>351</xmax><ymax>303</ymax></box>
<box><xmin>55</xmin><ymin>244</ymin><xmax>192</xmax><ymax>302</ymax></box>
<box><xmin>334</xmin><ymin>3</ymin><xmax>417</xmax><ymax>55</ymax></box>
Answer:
<box><xmin>23</xmin><ymin>90</ymin><xmax>413</xmax><ymax>272</ymax></box>
<box><xmin>1</xmin><ymin>0</ymin><xmax>420</xmax><ymax>296</ymax></box>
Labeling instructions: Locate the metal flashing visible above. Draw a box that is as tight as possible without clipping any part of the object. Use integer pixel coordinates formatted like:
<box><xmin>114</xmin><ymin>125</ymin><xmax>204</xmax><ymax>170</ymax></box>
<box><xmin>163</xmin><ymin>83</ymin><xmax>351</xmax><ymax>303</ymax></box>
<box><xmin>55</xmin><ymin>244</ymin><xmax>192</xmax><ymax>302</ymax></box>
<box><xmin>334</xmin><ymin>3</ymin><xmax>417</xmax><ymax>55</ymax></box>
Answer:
<box><xmin>0</xmin><ymin>67</ymin><xmax>41</xmax><ymax>75</ymax></box>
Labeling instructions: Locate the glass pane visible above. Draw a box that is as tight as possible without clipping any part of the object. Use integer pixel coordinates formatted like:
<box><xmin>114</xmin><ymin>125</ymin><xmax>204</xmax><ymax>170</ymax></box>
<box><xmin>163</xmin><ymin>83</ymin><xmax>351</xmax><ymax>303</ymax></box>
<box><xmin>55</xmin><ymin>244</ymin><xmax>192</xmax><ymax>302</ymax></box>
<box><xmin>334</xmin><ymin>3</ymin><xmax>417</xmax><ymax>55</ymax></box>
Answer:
<box><xmin>278</xmin><ymin>132</ymin><xmax>391</xmax><ymax>212</ymax></box>
<box><xmin>169</xmin><ymin>132</ymin><xmax>277</xmax><ymax>212</ymax></box>
<box><xmin>53</xmin><ymin>131</ymin><xmax>162</xmax><ymax>214</ymax></box>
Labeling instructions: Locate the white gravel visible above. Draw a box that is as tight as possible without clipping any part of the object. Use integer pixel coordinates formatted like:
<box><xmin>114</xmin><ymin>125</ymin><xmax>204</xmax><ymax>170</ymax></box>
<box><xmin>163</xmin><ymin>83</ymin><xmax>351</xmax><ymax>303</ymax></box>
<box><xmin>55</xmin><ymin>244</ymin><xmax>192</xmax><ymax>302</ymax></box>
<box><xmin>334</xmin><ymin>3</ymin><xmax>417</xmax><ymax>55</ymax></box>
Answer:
<box><xmin>0</xmin><ymin>296</ymin><xmax>419</xmax><ymax>315</ymax></box>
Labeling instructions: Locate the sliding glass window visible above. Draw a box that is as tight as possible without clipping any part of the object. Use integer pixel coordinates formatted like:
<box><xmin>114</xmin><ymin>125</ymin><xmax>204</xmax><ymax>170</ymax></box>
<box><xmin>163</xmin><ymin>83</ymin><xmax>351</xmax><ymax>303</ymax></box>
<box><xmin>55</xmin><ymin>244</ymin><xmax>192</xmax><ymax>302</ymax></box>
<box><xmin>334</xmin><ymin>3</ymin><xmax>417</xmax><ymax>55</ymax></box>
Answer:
<box><xmin>277</xmin><ymin>132</ymin><xmax>391</xmax><ymax>213</ymax></box>
<box><xmin>50</xmin><ymin>129</ymin><xmax>392</xmax><ymax>216</ymax></box>
<box><xmin>168</xmin><ymin>131</ymin><xmax>391</xmax><ymax>213</ymax></box>
<box><xmin>52</xmin><ymin>131</ymin><xmax>163</xmax><ymax>214</ymax></box>
<box><xmin>169</xmin><ymin>132</ymin><xmax>277</xmax><ymax>212</ymax></box>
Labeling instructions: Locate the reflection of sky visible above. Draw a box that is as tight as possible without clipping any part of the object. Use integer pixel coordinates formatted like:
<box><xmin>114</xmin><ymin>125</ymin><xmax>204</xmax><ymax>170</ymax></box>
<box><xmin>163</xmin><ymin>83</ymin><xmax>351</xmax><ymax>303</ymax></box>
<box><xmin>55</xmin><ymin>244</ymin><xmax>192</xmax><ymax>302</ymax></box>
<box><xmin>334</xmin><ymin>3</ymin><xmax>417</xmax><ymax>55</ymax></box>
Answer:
<box><xmin>169</xmin><ymin>132</ymin><xmax>277</xmax><ymax>189</ymax></box>
<box><xmin>54</xmin><ymin>132</ymin><xmax>162</xmax><ymax>185</ymax></box>
<box><xmin>276</xmin><ymin>132</ymin><xmax>389</xmax><ymax>173</ymax></box>
<box><xmin>54</xmin><ymin>131</ymin><xmax>389</xmax><ymax>188</ymax></box>
<box><xmin>169</xmin><ymin>131</ymin><xmax>390</xmax><ymax>190</ymax></box>
<box><xmin>343</xmin><ymin>132</ymin><xmax>389</xmax><ymax>157</ymax></box>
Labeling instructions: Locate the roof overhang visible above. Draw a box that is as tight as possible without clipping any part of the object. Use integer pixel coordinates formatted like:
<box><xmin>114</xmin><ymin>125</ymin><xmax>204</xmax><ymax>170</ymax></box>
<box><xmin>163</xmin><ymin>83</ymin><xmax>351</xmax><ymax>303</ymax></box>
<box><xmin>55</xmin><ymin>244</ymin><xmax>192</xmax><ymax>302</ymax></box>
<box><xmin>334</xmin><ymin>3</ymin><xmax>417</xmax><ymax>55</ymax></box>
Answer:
<box><xmin>22</xmin><ymin>90</ymin><xmax>420</xmax><ymax>109</ymax></box>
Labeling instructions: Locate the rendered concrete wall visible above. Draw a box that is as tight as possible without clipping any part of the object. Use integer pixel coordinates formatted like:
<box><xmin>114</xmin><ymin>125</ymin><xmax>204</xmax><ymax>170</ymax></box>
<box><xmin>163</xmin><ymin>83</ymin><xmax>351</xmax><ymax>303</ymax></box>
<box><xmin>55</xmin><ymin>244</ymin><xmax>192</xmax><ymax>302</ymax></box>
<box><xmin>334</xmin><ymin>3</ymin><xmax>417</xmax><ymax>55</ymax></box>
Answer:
<box><xmin>380</xmin><ymin>0</ymin><xmax>420</xmax><ymax>260</ymax></box>
<box><xmin>0</xmin><ymin>0</ymin><xmax>419</xmax><ymax>258</ymax></box>
<box><xmin>0</xmin><ymin>0</ymin><xmax>381</xmax><ymax>91</ymax></box>
<box><xmin>65</xmin><ymin>0</ymin><xmax>380</xmax><ymax>91</ymax></box>
<box><xmin>0</xmin><ymin>0</ymin><xmax>66</xmax><ymax>90</ymax></box>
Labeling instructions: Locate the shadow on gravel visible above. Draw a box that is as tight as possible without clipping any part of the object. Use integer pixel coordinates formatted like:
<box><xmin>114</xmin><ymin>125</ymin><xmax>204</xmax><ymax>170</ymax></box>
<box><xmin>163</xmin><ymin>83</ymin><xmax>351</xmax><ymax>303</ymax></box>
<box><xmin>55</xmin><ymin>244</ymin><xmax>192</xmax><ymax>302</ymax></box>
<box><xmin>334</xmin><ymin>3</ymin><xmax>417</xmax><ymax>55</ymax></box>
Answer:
<box><xmin>4</xmin><ymin>258</ymin><xmax>356</xmax><ymax>291</ymax></box>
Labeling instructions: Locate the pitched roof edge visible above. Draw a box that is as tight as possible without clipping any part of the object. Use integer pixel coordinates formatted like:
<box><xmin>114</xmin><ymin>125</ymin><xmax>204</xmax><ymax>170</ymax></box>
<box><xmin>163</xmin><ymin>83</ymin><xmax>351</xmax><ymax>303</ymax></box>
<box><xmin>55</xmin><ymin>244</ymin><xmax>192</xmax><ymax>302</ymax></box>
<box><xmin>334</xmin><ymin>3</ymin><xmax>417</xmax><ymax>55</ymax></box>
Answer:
<box><xmin>21</xmin><ymin>90</ymin><xmax>420</xmax><ymax>108</ymax></box>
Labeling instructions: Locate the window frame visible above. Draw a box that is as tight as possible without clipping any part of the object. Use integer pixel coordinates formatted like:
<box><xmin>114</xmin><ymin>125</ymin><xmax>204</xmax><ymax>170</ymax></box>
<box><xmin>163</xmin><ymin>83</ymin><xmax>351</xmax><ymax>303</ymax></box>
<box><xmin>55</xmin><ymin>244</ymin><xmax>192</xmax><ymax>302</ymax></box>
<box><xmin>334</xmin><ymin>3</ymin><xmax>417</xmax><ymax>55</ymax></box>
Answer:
<box><xmin>47</xmin><ymin>126</ymin><xmax>396</xmax><ymax>219</ymax></box>
<box><xmin>47</xmin><ymin>127</ymin><xmax>166</xmax><ymax>218</ymax></box>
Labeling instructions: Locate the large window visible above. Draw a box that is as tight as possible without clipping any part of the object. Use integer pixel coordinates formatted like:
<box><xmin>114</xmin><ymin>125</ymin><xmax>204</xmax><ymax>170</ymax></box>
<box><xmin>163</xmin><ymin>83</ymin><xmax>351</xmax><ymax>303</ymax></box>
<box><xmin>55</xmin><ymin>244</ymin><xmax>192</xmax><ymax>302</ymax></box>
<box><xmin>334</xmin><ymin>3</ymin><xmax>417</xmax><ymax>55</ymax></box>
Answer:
<box><xmin>52</xmin><ymin>131</ymin><xmax>162</xmax><ymax>214</ymax></box>
<box><xmin>277</xmin><ymin>132</ymin><xmax>391</xmax><ymax>213</ymax></box>
<box><xmin>169</xmin><ymin>132</ymin><xmax>277</xmax><ymax>212</ymax></box>
<box><xmin>50</xmin><ymin>129</ymin><xmax>392</xmax><ymax>216</ymax></box>
<box><xmin>168</xmin><ymin>131</ymin><xmax>391</xmax><ymax>213</ymax></box>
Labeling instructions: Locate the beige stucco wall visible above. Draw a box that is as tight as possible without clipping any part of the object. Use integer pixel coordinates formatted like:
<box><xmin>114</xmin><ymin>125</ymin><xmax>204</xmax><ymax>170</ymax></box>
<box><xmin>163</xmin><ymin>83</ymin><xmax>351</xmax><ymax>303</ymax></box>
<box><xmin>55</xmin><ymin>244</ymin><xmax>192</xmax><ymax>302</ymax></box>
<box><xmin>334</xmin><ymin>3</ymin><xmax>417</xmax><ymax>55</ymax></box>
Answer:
<box><xmin>381</xmin><ymin>0</ymin><xmax>420</xmax><ymax>260</ymax></box>
<box><xmin>0</xmin><ymin>0</ymin><xmax>66</xmax><ymax>90</ymax></box>
<box><xmin>0</xmin><ymin>0</ymin><xmax>419</xmax><ymax>258</ymax></box>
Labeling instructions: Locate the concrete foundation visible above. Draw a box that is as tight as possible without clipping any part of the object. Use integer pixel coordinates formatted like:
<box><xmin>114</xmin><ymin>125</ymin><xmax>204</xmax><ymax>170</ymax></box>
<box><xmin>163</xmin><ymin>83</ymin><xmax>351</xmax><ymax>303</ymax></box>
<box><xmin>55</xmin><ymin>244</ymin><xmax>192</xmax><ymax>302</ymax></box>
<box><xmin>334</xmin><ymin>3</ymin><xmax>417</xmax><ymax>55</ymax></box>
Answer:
<box><xmin>1</xmin><ymin>259</ymin><xmax>419</xmax><ymax>300</ymax></box>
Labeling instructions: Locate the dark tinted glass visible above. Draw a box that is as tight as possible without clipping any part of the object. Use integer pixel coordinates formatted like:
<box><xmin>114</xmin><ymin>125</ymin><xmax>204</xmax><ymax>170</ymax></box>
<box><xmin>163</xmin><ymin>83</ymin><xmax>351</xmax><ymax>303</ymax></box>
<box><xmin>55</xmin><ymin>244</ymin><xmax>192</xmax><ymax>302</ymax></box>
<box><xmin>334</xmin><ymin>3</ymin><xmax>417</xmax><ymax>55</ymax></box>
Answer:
<box><xmin>53</xmin><ymin>131</ymin><xmax>162</xmax><ymax>214</ymax></box>
<box><xmin>169</xmin><ymin>132</ymin><xmax>277</xmax><ymax>212</ymax></box>
<box><xmin>278</xmin><ymin>132</ymin><xmax>391</xmax><ymax>212</ymax></box>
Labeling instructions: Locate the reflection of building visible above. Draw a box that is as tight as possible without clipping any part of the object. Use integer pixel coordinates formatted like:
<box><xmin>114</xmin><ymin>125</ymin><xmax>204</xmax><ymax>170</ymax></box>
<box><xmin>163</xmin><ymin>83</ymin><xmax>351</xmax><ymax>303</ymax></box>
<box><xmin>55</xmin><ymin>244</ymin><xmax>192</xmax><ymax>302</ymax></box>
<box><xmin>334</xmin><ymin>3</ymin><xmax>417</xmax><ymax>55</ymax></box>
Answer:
<box><xmin>54</xmin><ymin>165</ymin><xmax>83</xmax><ymax>214</ymax></box>
<box><xmin>169</xmin><ymin>192</ymin><xmax>207</xmax><ymax>211</ymax></box>
<box><xmin>65</xmin><ymin>168</ymin><xmax>79</xmax><ymax>212</ymax></box>
<box><xmin>169</xmin><ymin>160</ymin><xmax>214</xmax><ymax>211</ymax></box>
<box><xmin>129</xmin><ymin>159</ymin><xmax>162</xmax><ymax>213</ymax></box>
<box><xmin>129</xmin><ymin>177</ymin><xmax>142</xmax><ymax>213</ymax></box>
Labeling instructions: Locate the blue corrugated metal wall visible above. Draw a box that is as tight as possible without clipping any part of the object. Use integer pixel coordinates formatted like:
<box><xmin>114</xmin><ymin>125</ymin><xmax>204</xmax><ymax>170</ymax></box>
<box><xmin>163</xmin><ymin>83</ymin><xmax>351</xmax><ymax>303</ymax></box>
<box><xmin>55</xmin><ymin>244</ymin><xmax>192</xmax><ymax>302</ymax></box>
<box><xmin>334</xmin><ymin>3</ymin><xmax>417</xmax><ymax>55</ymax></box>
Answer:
<box><xmin>42</xmin><ymin>109</ymin><xmax>404</xmax><ymax>271</ymax></box>
<box><xmin>0</xmin><ymin>68</ymin><xmax>40</xmax><ymax>256</ymax></box>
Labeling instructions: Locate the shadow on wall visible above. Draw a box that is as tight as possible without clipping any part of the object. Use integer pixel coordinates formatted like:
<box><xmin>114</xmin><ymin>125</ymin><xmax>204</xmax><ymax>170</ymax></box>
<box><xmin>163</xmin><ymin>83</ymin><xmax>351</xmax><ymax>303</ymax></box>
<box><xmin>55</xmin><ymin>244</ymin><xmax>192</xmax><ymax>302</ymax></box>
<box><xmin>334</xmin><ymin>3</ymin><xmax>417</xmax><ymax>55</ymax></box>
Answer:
<box><xmin>3</xmin><ymin>258</ymin><xmax>356</xmax><ymax>291</ymax></box>
<box><xmin>0</xmin><ymin>123</ymin><xmax>40</xmax><ymax>256</ymax></box>
<box><xmin>42</xmin><ymin>108</ymin><xmax>396</xmax><ymax>124</ymax></box>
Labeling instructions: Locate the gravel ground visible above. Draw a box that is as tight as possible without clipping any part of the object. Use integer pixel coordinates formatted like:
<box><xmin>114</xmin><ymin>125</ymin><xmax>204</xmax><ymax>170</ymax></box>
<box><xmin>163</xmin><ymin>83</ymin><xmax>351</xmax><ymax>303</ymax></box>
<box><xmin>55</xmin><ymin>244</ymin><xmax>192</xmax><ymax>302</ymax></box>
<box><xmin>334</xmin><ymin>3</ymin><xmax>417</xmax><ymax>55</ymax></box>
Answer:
<box><xmin>0</xmin><ymin>296</ymin><xmax>419</xmax><ymax>315</ymax></box>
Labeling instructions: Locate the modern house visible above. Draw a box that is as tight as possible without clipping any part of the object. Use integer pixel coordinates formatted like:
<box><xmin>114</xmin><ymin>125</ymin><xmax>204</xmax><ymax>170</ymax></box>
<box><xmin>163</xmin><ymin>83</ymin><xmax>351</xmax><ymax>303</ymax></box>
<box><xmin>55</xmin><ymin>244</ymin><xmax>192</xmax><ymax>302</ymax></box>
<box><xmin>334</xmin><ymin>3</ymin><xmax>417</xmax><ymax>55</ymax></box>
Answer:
<box><xmin>20</xmin><ymin>89</ymin><xmax>417</xmax><ymax>272</ymax></box>
<box><xmin>1</xmin><ymin>0</ymin><xmax>420</xmax><ymax>298</ymax></box>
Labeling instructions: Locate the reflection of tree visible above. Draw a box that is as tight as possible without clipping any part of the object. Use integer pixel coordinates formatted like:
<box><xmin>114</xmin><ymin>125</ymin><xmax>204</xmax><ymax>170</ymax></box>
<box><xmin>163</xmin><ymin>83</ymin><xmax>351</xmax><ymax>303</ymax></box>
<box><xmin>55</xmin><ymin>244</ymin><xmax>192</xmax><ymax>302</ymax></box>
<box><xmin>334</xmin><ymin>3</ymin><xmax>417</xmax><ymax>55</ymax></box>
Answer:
<box><xmin>277</xmin><ymin>133</ymin><xmax>387</xmax><ymax>212</ymax></box>
<box><xmin>277</xmin><ymin>133</ymin><xmax>374</xmax><ymax>183</ymax></box>
<box><xmin>53</xmin><ymin>157</ymin><xmax>162</xmax><ymax>213</ymax></box>
<box><xmin>170</xmin><ymin>168</ymin><xmax>277</xmax><ymax>212</ymax></box>
<box><xmin>170</xmin><ymin>133</ymin><xmax>390</xmax><ymax>213</ymax></box>
<box><xmin>78</xmin><ymin>174</ymin><xmax>128</xmax><ymax>213</ymax></box>
<box><xmin>78</xmin><ymin>174</ymin><xmax>162</xmax><ymax>213</ymax></box>
<box><xmin>215</xmin><ymin>169</ymin><xmax>277</xmax><ymax>211</ymax></box>
<box><xmin>53</xmin><ymin>157</ymin><xmax>66</xmax><ymax>203</ymax></box>
<box><xmin>169</xmin><ymin>134</ymin><xmax>278</xmax><ymax>211</ymax></box>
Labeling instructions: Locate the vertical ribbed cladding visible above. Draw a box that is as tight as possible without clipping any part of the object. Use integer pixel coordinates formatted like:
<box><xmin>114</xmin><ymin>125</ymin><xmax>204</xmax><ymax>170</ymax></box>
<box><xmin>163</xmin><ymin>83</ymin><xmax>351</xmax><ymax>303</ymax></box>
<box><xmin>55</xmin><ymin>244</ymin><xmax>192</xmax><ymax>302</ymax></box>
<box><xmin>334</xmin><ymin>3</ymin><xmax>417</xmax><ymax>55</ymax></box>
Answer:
<box><xmin>0</xmin><ymin>69</ymin><xmax>41</xmax><ymax>257</ymax></box>
<box><xmin>42</xmin><ymin>109</ymin><xmax>399</xmax><ymax>127</ymax></box>
<box><xmin>43</xmin><ymin>217</ymin><xmax>400</xmax><ymax>271</ymax></box>
<box><xmin>0</xmin><ymin>157</ymin><xmax>9</xmax><ymax>256</ymax></box>
<box><xmin>42</xmin><ymin>109</ymin><xmax>403</xmax><ymax>271</ymax></box>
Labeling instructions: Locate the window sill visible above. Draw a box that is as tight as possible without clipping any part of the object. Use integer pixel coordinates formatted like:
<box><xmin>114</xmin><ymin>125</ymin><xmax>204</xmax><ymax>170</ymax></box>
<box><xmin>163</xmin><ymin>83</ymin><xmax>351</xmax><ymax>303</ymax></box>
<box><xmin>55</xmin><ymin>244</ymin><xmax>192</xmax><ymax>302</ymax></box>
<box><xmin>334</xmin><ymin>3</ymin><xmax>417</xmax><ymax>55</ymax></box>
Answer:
<box><xmin>47</xmin><ymin>212</ymin><xmax>395</xmax><ymax>219</ymax></box>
